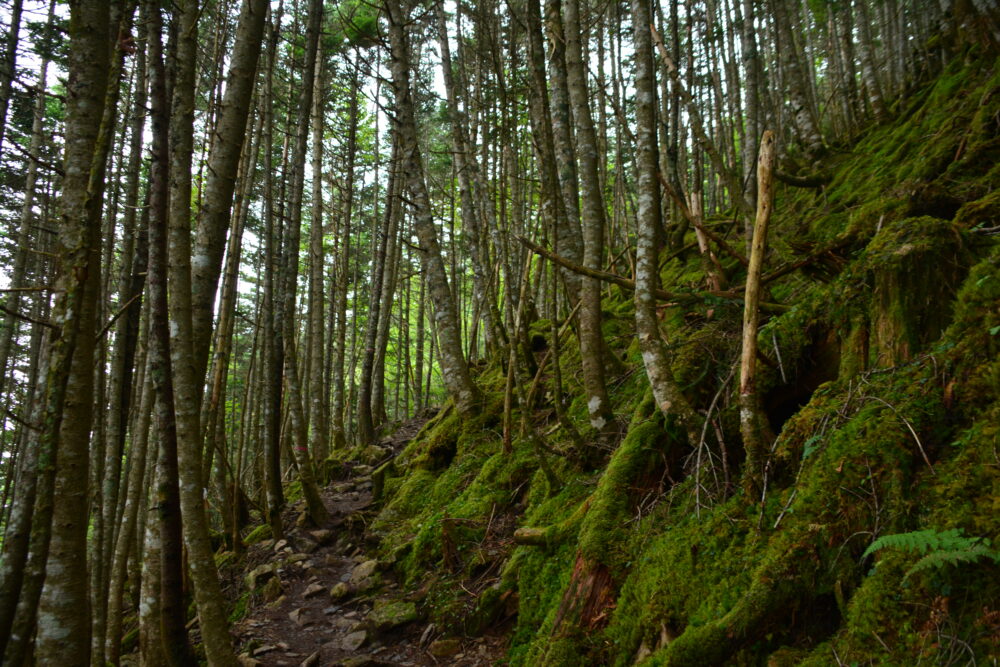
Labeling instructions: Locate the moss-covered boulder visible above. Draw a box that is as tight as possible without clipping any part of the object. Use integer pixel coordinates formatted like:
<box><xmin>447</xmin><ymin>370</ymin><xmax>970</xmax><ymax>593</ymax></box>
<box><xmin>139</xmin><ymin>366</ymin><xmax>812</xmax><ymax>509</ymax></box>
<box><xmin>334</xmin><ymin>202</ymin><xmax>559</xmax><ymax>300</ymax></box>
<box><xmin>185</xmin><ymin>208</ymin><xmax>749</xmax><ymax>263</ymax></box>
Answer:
<box><xmin>368</xmin><ymin>600</ymin><xmax>418</xmax><ymax>632</ymax></box>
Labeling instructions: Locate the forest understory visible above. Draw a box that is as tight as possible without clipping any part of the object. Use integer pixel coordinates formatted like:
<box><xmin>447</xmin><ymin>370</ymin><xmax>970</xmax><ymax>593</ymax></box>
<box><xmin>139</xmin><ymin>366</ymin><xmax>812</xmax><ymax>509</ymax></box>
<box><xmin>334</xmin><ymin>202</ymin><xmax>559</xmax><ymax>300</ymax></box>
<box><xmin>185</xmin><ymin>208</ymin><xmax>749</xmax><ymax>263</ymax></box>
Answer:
<box><xmin>0</xmin><ymin>0</ymin><xmax>999</xmax><ymax>665</ymax></box>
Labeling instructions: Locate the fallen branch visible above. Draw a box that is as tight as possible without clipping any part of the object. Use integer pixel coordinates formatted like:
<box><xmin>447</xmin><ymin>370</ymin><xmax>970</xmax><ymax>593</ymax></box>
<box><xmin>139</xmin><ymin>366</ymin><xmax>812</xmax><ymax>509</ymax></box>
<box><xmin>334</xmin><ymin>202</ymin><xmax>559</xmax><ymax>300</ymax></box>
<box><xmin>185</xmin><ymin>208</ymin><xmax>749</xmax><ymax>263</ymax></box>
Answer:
<box><xmin>517</xmin><ymin>235</ymin><xmax>788</xmax><ymax>313</ymax></box>
<box><xmin>776</xmin><ymin>169</ymin><xmax>831</xmax><ymax>188</ymax></box>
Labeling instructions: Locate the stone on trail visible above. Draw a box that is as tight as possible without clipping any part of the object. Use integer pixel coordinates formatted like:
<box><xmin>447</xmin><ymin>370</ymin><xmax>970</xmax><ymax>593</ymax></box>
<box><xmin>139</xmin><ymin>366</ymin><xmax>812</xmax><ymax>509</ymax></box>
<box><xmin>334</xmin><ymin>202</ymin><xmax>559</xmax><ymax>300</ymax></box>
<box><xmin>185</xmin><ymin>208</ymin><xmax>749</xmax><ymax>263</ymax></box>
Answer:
<box><xmin>350</xmin><ymin>559</ymin><xmax>378</xmax><ymax>584</ymax></box>
<box><xmin>300</xmin><ymin>652</ymin><xmax>320</xmax><ymax>667</ymax></box>
<box><xmin>245</xmin><ymin>562</ymin><xmax>277</xmax><ymax>589</ymax></box>
<box><xmin>289</xmin><ymin>607</ymin><xmax>309</xmax><ymax>626</ymax></box>
<box><xmin>342</xmin><ymin>629</ymin><xmax>367</xmax><ymax>652</ymax></box>
<box><xmin>238</xmin><ymin>654</ymin><xmax>262</xmax><ymax>666</ymax></box>
<box><xmin>330</xmin><ymin>582</ymin><xmax>352</xmax><ymax>600</ymax></box>
<box><xmin>428</xmin><ymin>638</ymin><xmax>462</xmax><ymax>658</ymax></box>
<box><xmin>261</xmin><ymin>575</ymin><xmax>283</xmax><ymax>602</ymax></box>
<box><xmin>303</xmin><ymin>582</ymin><xmax>326</xmax><ymax>598</ymax></box>
<box><xmin>309</xmin><ymin>529</ymin><xmax>334</xmax><ymax>544</ymax></box>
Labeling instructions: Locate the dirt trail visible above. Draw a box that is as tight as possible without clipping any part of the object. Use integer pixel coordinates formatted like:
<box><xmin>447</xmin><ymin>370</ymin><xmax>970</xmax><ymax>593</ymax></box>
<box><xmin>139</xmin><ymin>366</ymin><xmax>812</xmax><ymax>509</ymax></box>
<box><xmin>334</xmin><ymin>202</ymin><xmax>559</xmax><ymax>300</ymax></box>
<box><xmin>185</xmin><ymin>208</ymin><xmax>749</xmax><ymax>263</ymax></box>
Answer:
<box><xmin>233</xmin><ymin>418</ymin><xmax>509</xmax><ymax>666</ymax></box>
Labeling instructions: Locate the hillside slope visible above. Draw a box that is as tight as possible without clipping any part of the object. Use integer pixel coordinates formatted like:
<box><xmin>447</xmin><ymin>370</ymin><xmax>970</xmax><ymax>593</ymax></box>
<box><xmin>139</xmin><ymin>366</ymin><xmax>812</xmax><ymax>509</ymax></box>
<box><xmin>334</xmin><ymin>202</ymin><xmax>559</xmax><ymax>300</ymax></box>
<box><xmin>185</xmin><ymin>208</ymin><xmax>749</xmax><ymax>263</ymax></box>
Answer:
<box><xmin>265</xmin><ymin>49</ymin><xmax>1000</xmax><ymax>666</ymax></box>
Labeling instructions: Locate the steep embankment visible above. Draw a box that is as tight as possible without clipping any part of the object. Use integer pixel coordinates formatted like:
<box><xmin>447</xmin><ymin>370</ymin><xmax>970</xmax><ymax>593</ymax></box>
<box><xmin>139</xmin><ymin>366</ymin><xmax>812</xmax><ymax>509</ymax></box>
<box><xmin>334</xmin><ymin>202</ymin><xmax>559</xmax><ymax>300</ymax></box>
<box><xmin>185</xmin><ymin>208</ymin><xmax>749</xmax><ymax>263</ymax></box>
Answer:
<box><xmin>234</xmin><ymin>50</ymin><xmax>1000</xmax><ymax>665</ymax></box>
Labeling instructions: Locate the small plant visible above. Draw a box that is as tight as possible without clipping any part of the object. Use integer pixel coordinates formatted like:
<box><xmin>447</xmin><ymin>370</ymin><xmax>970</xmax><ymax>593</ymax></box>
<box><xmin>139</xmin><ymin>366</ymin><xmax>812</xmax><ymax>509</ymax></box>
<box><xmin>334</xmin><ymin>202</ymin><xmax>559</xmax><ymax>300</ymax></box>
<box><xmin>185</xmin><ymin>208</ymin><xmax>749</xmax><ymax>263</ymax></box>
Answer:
<box><xmin>863</xmin><ymin>528</ymin><xmax>1000</xmax><ymax>579</ymax></box>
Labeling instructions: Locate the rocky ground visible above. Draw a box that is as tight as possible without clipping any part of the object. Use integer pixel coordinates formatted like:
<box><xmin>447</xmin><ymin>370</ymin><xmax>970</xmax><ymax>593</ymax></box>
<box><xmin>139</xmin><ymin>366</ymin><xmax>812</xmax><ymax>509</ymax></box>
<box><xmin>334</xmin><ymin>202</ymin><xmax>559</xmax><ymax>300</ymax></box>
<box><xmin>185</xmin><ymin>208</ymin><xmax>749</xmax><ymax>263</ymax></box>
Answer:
<box><xmin>232</xmin><ymin>418</ymin><xmax>510</xmax><ymax>666</ymax></box>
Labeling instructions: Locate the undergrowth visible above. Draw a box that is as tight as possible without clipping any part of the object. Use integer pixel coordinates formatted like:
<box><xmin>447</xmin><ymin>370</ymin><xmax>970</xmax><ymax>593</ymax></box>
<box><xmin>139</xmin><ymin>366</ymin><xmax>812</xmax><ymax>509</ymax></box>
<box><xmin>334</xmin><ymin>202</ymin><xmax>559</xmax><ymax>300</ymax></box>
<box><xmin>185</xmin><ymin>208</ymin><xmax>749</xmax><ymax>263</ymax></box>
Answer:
<box><xmin>361</xmin><ymin>50</ymin><xmax>1000</xmax><ymax>665</ymax></box>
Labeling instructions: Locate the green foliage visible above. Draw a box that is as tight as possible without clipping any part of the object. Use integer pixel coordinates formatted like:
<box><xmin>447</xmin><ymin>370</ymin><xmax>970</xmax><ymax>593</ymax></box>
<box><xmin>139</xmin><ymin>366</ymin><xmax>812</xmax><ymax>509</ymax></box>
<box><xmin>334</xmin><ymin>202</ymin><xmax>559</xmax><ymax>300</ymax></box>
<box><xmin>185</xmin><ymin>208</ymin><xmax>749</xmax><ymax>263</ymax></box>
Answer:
<box><xmin>864</xmin><ymin>529</ymin><xmax>1000</xmax><ymax>579</ymax></box>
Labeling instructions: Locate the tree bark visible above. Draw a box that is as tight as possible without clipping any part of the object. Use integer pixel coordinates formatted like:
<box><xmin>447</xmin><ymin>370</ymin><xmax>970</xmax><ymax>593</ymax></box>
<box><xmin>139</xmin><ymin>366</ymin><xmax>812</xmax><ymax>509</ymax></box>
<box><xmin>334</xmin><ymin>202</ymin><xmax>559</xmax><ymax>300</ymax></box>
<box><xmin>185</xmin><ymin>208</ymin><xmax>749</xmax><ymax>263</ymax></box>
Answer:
<box><xmin>385</xmin><ymin>0</ymin><xmax>480</xmax><ymax>415</ymax></box>
<box><xmin>741</xmin><ymin>130</ymin><xmax>778</xmax><ymax>495</ymax></box>
<box><xmin>632</xmin><ymin>0</ymin><xmax>703</xmax><ymax>443</ymax></box>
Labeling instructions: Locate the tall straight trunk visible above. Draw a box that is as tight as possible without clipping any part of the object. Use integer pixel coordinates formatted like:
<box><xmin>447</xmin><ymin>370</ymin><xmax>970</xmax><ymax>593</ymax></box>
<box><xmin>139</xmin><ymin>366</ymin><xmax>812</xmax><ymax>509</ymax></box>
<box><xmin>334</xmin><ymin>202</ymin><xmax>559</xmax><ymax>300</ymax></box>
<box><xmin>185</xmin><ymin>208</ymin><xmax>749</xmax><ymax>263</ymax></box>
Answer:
<box><xmin>17</xmin><ymin>2</ymin><xmax>116</xmax><ymax>663</ymax></box>
<box><xmin>0</xmin><ymin>0</ymin><xmax>54</xmax><ymax>405</ymax></box>
<box><xmin>544</xmin><ymin>0</ymin><xmax>586</xmax><ymax>304</ymax></box>
<box><xmin>436</xmin><ymin>5</ymin><xmax>506</xmax><ymax>355</ymax></box>
<box><xmin>97</xmin><ymin>19</ymin><xmax>148</xmax><ymax>661</ymax></box>
<box><xmin>385</xmin><ymin>0</ymin><xmax>480</xmax><ymax>415</ymax></box>
<box><xmin>277</xmin><ymin>0</ymin><xmax>328</xmax><ymax>524</ymax></box>
<box><xmin>372</xmin><ymin>203</ymin><xmax>401</xmax><ymax>429</ymax></box>
<box><xmin>632</xmin><ymin>0</ymin><xmax>702</xmax><ymax>443</ymax></box>
<box><xmin>307</xmin><ymin>48</ymin><xmax>328</xmax><ymax>462</ymax></box>
<box><xmin>330</xmin><ymin>55</ymin><xmax>360</xmax><ymax>452</ymax></box>
<box><xmin>105</xmin><ymin>352</ymin><xmax>154</xmax><ymax>666</ymax></box>
<box><xmin>260</xmin><ymin>10</ymin><xmax>285</xmax><ymax>540</ymax></box>
<box><xmin>138</xmin><ymin>434</ymin><xmax>165</xmax><ymax>667</ymax></box>
<box><xmin>190</xmin><ymin>0</ymin><xmax>271</xmax><ymax>385</ymax></box>
<box><xmin>164</xmin><ymin>2</ymin><xmax>240</xmax><ymax>663</ymax></box>
<box><xmin>855</xmin><ymin>0</ymin><xmax>889</xmax><ymax>122</ymax></box>
<box><xmin>770</xmin><ymin>0</ymin><xmax>823</xmax><ymax>156</ymax></box>
<box><xmin>357</xmin><ymin>141</ymin><xmax>397</xmax><ymax>445</ymax></box>
<box><xmin>0</xmin><ymin>0</ymin><xmax>22</xmax><ymax>156</ymax></box>
<box><xmin>145</xmin><ymin>6</ymin><xmax>195</xmax><ymax>662</ymax></box>
<box><xmin>561</xmin><ymin>0</ymin><xmax>614</xmax><ymax>434</ymax></box>
<box><xmin>525</xmin><ymin>0</ymin><xmax>574</xmax><ymax>303</ymax></box>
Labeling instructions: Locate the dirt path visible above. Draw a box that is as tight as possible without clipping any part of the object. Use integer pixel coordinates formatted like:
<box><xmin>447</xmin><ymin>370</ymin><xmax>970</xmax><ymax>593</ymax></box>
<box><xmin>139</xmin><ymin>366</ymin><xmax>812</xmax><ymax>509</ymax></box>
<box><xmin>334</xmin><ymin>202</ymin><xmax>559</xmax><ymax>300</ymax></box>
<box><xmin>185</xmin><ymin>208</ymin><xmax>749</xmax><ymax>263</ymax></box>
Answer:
<box><xmin>233</xmin><ymin>420</ymin><xmax>509</xmax><ymax>666</ymax></box>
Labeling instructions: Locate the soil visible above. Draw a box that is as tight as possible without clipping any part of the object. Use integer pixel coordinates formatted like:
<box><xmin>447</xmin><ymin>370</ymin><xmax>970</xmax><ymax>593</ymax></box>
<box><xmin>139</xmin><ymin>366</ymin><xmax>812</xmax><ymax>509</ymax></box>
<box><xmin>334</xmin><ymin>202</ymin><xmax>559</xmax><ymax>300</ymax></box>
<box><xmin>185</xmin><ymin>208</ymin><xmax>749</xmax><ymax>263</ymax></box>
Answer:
<box><xmin>232</xmin><ymin>416</ymin><xmax>510</xmax><ymax>667</ymax></box>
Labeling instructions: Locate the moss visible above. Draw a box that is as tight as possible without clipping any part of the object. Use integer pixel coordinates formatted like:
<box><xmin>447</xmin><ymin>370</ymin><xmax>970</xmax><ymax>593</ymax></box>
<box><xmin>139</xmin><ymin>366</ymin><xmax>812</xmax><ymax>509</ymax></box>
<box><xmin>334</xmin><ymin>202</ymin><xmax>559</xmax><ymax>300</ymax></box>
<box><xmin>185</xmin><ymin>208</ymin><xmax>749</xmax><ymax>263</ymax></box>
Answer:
<box><xmin>363</xmin><ymin>55</ymin><xmax>1000</xmax><ymax>667</ymax></box>
<box><xmin>242</xmin><ymin>523</ymin><xmax>271</xmax><ymax>546</ymax></box>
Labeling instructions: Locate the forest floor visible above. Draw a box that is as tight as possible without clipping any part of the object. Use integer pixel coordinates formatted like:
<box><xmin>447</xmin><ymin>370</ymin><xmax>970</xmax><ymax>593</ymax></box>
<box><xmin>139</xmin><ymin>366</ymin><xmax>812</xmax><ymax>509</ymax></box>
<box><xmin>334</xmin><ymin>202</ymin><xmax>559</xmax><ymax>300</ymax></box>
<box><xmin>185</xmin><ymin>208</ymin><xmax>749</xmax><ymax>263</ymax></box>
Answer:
<box><xmin>231</xmin><ymin>416</ymin><xmax>510</xmax><ymax>666</ymax></box>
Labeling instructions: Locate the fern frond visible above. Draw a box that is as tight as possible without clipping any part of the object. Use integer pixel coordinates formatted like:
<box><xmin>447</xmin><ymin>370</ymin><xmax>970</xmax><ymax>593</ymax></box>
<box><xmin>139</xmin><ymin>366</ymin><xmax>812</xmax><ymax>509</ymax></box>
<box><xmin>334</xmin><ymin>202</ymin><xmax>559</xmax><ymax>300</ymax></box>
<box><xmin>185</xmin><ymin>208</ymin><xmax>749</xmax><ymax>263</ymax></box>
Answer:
<box><xmin>862</xmin><ymin>528</ymin><xmax>980</xmax><ymax>560</ymax></box>
<box><xmin>905</xmin><ymin>544</ymin><xmax>1000</xmax><ymax>579</ymax></box>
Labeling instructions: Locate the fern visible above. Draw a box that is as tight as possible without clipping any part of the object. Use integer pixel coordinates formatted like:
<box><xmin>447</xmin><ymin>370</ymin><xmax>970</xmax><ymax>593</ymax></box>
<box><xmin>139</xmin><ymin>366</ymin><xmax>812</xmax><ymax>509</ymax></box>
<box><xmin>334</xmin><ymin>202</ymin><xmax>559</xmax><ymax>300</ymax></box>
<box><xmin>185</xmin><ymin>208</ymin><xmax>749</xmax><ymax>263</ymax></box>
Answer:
<box><xmin>863</xmin><ymin>529</ymin><xmax>1000</xmax><ymax>580</ymax></box>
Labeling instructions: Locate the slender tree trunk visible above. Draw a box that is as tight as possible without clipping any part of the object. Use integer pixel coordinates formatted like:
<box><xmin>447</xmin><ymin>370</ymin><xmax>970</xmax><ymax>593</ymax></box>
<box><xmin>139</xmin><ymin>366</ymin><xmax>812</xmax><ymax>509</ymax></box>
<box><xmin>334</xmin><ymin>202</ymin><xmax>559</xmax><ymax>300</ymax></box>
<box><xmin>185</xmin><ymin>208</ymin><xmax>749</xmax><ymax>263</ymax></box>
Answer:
<box><xmin>190</xmin><ymin>0</ymin><xmax>271</xmax><ymax>384</ymax></box>
<box><xmin>632</xmin><ymin>0</ymin><xmax>703</xmax><ymax>446</ymax></box>
<box><xmin>277</xmin><ymin>0</ymin><xmax>328</xmax><ymax>524</ymax></box>
<box><xmin>741</xmin><ymin>130</ymin><xmax>778</xmax><ymax>495</ymax></box>
<box><xmin>307</xmin><ymin>47</ymin><xmax>328</xmax><ymax>462</ymax></box>
<box><xmin>562</xmin><ymin>0</ymin><xmax>614</xmax><ymax>436</ymax></box>
<box><xmin>0</xmin><ymin>0</ymin><xmax>23</xmax><ymax>157</ymax></box>
<box><xmin>330</xmin><ymin>54</ymin><xmax>360</xmax><ymax>452</ymax></box>
<box><xmin>385</xmin><ymin>0</ymin><xmax>480</xmax><ymax>415</ymax></box>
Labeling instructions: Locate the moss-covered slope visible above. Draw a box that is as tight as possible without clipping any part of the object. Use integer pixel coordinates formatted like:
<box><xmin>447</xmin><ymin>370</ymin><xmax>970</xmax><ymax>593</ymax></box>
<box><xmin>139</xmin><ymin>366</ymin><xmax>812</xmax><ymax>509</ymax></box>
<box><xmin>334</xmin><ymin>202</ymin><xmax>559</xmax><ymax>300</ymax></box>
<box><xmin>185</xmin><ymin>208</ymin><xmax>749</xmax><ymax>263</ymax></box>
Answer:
<box><xmin>366</xmin><ymin>49</ymin><xmax>1000</xmax><ymax>665</ymax></box>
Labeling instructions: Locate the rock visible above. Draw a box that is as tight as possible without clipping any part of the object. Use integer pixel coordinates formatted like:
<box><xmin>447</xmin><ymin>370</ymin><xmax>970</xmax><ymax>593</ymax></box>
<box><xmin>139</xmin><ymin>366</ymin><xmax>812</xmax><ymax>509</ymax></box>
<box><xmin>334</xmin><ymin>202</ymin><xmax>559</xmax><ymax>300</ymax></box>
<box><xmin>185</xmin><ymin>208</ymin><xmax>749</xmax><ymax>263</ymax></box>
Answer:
<box><xmin>238</xmin><ymin>654</ymin><xmax>262</xmax><ymax>666</ymax></box>
<box><xmin>310</xmin><ymin>529</ymin><xmax>334</xmax><ymax>544</ymax></box>
<box><xmin>342</xmin><ymin>630</ymin><xmax>367</xmax><ymax>652</ymax></box>
<box><xmin>289</xmin><ymin>607</ymin><xmax>309</xmax><ymax>626</ymax></box>
<box><xmin>368</xmin><ymin>600</ymin><xmax>418</xmax><ymax>632</ymax></box>
<box><xmin>252</xmin><ymin>645</ymin><xmax>277</xmax><ymax>656</ymax></box>
<box><xmin>354</xmin><ymin>575</ymin><xmax>380</xmax><ymax>593</ymax></box>
<box><xmin>303</xmin><ymin>582</ymin><xmax>326</xmax><ymax>598</ymax></box>
<box><xmin>419</xmin><ymin>623</ymin><xmax>436</xmax><ymax>647</ymax></box>
<box><xmin>261</xmin><ymin>575</ymin><xmax>283</xmax><ymax>602</ymax></box>
<box><xmin>332</xmin><ymin>482</ymin><xmax>354</xmax><ymax>494</ymax></box>
<box><xmin>298</xmin><ymin>538</ymin><xmax>319</xmax><ymax>554</ymax></box>
<box><xmin>300</xmin><ymin>652</ymin><xmax>320</xmax><ymax>667</ymax></box>
<box><xmin>285</xmin><ymin>553</ymin><xmax>308</xmax><ymax>564</ymax></box>
<box><xmin>428</xmin><ymin>638</ymin><xmax>461</xmax><ymax>658</ymax></box>
<box><xmin>245</xmin><ymin>563</ymin><xmax>277</xmax><ymax>589</ymax></box>
<box><xmin>354</xmin><ymin>464</ymin><xmax>373</xmax><ymax>476</ymax></box>
<box><xmin>330</xmin><ymin>582</ymin><xmax>352</xmax><ymax>600</ymax></box>
<box><xmin>350</xmin><ymin>560</ymin><xmax>379</xmax><ymax>584</ymax></box>
<box><xmin>274</xmin><ymin>539</ymin><xmax>289</xmax><ymax>552</ymax></box>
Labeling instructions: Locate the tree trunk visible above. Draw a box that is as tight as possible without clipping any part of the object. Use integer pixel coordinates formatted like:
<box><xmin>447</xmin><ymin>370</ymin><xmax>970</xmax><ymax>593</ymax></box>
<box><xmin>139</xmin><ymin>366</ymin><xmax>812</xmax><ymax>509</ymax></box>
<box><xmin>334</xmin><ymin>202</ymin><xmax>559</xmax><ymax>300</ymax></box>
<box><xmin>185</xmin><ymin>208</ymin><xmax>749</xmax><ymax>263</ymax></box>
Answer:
<box><xmin>741</xmin><ymin>130</ymin><xmax>778</xmax><ymax>495</ymax></box>
<box><xmin>632</xmin><ymin>0</ymin><xmax>703</xmax><ymax>444</ymax></box>
<box><xmin>385</xmin><ymin>0</ymin><xmax>480</xmax><ymax>415</ymax></box>
<box><xmin>561</xmin><ymin>0</ymin><xmax>614</xmax><ymax>436</ymax></box>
